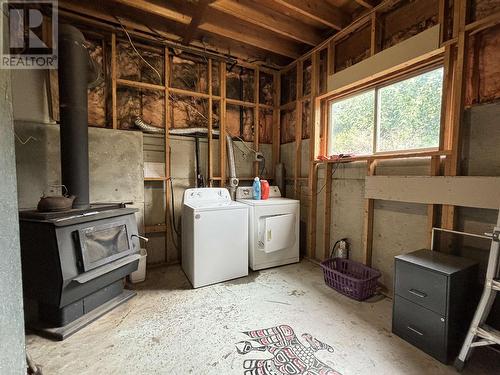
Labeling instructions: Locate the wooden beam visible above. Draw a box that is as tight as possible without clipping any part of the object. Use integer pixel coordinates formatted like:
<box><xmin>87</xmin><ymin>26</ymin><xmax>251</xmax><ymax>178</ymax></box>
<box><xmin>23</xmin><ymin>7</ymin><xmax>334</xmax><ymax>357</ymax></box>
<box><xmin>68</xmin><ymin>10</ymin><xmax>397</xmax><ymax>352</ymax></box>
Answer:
<box><xmin>438</xmin><ymin>0</ymin><xmax>448</xmax><ymax>44</ymax></box>
<box><xmin>254</xmin><ymin>67</ymin><xmax>260</xmax><ymax>177</ymax></box>
<box><xmin>183</xmin><ymin>0</ymin><xmax>213</xmax><ymax>45</ymax></box>
<box><xmin>365</xmin><ymin>176</ymin><xmax>500</xmax><ymax>210</ymax></box>
<box><xmin>281</xmin><ymin>0</ymin><xmax>404</xmax><ymax>70</ymax></box>
<box><xmin>201</xmin><ymin>10</ymin><xmax>302</xmax><ymax>58</ymax></box>
<box><xmin>315</xmin><ymin>149</ymin><xmax>451</xmax><ymax>164</ymax></box>
<box><xmin>272</xmin><ymin>71</ymin><xmax>281</xmax><ymax>178</ymax></box>
<box><xmin>370</xmin><ymin>12</ymin><xmax>382</xmax><ymax>56</ymax></box>
<box><xmin>355</xmin><ymin>0</ymin><xmax>377</xmax><ymax>9</ymax></box>
<box><xmin>427</xmin><ymin>156</ymin><xmax>440</xmax><ymax>247</ymax></box>
<box><xmin>363</xmin><ymin>160</ymin><xmax>376</xmax><ymax>266</ymax></box>
<box><xmin>113</xmin><ymin>0</ymin><xmax>191</xmax><ymax>24</ymax></box>
<box><xmin>294</xmin><ymin>61</ymin><xmax>303</xmax><ymax>198</ymax></box>
<box><xmin>269</xmin><ymin>0</ymin><xmax>350</xmax><ymax>30</ymax></box>
<box><xmin>111</xmin><ymin>0</ymin><xmax>301</xmax><ymax>58</ymax></box>
<box><xmin>323</xmin><ymin>163</ymin><xmax>333</xmax><ymax>260</ymax></box>
<box><xmin>111</xmin><ymin>32</ymin><xmax>117</xmax><ymax>129</ymax></box>
<box><xmin>211</xmin><ymin>0</ymin><xmax>322</xmax><ymax>46</ymax></box>
<box><xmin>442</xmin><ymin>0</ymin><xmax>468</xmax><ymax>230</ymax></box>
<box><xmin>220</xmin><ymin>61</ymin><xmax>227</xmax><ymax>184</ymax></box>
<box><xmin>164</xmin><ymin>47</ymin><xmax>171</xmax><ymax>261</ymax></box>
<box><xmin>307</xmin><ymin>51</ymin><xmax>320</xmax><ymax>259</ymax></box>
<box><xmin>327</xmin><ymin>40</ymin><xmax>335</xmax><ymax>76</ymax></box>
<box><xmin>208</xmin><ymin>58</ymin><xmax>213</xmax><ymax>184</ymax></box>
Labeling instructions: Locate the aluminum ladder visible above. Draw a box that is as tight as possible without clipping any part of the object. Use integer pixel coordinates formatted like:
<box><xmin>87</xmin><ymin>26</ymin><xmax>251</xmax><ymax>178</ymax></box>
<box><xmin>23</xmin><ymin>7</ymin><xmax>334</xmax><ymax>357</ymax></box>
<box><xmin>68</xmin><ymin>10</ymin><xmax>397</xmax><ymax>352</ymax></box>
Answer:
<box><xmin>455</xmin><ymin>210</ymin><xmax>500</xmax><ymax>371</ymax></box>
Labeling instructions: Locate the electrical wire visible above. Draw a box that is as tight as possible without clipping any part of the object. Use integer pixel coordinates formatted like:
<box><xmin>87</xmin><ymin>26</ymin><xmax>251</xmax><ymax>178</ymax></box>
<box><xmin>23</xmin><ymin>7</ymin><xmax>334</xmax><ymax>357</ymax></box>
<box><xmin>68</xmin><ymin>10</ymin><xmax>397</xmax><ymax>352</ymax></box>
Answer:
<box><xmin>117</xmin><ymin>17</ymin><xmax>210</xmax><ymax>127</ymax></box>
<box><xmin>169</xmin><ymin>177</ymin><xmax>181</xmax><ymax>238</ymax></box>
<box><xmin>15</xmin><ymin>133</ymin><xmax>38</xmax><ymax>145</ymax></box>
<box><xmin>314</xmin><ymin>160</ymin><xmax>341</xmax><ymax>196</ymax></box>
<box><xmin>116</xmin><ymin>17</ymin><xmax>162</xmax><ymax>83</ymax></box>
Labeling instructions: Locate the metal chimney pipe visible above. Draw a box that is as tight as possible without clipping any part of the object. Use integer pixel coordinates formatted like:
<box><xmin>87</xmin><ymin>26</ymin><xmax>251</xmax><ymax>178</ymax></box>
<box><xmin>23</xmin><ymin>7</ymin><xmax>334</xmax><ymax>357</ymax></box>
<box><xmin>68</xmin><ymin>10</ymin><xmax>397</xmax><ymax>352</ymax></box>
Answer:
<box><xmin>58</xmin><ymin>24</ymin><xmax>90</xmax><ymax>209</ymax></box>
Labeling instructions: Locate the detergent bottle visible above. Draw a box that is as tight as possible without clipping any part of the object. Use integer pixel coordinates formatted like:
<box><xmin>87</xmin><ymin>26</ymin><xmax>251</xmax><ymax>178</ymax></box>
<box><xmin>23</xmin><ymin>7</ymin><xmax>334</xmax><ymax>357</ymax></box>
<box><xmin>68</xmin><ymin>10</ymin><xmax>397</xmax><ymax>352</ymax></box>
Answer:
<box><xmin>252</xmin><ymin>177</ymin><xmax>261</xmax><ymax>200</ymax></box>
<box><xmin>260</xmin><ymin>179</ymin><xmax>270</xmax><ymax>200</ymax></box>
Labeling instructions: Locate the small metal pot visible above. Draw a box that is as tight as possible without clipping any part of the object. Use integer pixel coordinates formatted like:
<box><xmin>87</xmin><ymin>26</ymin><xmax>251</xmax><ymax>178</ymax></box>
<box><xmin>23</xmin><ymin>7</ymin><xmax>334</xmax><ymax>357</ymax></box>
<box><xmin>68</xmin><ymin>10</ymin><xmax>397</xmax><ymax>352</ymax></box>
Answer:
<box><xmin>37</xmin><ymin>185</ymin><xmax>76</xmax><ymax>212</ymax></box>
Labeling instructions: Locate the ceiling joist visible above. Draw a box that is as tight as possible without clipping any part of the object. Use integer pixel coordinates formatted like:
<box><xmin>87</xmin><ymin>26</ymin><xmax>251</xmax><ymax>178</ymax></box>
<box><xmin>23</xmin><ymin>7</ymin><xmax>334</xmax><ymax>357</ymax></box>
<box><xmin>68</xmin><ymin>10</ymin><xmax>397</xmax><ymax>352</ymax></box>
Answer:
<box><xmin>182</xmin><ymin>0</ymin><xmax>214</xmax><ymax>45</ymax></box>
<box><xmin>59</xmin><ymin>0</ymin><xmax>373</xmax><ymax>66</ymax></box>
<box><xmin>210</xmin><ymin>0</ymin><xmax>323</xmax><ymax>46</ymax></box>
<box><xmin>355</xmin><ymin>0</ymin><xmax>378</xmax><ymax>9</ymax></box>
<box><xmin>268</xmin><ymin>0</ymin><xmax>350</xmax><ymax>30</ymax></box>
<box><xmin>110</xmin><ymin>0</ymin><xmax>302</xmax><ymax>58</ymax></box>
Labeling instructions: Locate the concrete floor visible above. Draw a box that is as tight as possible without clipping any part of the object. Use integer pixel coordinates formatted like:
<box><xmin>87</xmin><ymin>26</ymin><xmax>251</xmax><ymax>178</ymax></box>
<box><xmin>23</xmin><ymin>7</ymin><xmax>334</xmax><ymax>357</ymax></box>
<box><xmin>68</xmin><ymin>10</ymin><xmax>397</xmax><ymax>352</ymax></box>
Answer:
<box><xmin>27</xmin><ymin>260</ymin><xmax>499</xmax><ymax>374</ymax></box>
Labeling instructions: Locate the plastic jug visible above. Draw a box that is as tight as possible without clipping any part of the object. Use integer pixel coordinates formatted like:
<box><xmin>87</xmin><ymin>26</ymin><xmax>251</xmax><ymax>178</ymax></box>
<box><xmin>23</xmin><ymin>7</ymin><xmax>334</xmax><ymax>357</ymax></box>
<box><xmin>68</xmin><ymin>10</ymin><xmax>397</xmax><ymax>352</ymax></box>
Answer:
<box><xmin>260</xmin><ymin>180</ymin><xmax>270</xmax><ymax>200</ymax></box>
<box><xmin>252</xmin><ymin>177</ymin><xmax>261</xmax><ymax>200</ymax></box>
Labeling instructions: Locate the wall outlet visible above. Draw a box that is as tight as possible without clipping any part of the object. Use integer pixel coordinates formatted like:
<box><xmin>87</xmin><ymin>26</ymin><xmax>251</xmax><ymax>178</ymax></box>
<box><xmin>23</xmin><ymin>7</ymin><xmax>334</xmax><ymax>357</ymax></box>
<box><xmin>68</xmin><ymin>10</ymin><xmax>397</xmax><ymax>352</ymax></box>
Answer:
<box><xmin>254</xmin><ymin>152</ymin><xmax>264</xmax><ymax>162</ymax></box>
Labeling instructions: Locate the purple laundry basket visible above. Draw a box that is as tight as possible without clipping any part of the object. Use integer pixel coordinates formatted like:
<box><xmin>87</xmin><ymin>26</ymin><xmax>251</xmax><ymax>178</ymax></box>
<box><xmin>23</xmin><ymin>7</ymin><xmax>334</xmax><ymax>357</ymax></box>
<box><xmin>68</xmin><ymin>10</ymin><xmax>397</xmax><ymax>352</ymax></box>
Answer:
<box><xmin>320</xmin><ymin>258</ymin><xmax>381</xmax><ymax>301</ymax></box>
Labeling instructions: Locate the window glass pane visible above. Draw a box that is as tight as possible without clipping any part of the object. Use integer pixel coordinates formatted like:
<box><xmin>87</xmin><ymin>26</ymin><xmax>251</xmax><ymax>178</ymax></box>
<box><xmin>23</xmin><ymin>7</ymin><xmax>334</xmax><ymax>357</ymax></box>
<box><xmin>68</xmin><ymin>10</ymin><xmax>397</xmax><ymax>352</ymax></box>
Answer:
<box><xmin>328</xmin><ymin>90</ymin><xmax>375</xmax><ymax>155</ymax></box>
<box><xmin>376</xmin><ymin>67</ymin><xmax>443</xmax><ymax>152</ymax></box>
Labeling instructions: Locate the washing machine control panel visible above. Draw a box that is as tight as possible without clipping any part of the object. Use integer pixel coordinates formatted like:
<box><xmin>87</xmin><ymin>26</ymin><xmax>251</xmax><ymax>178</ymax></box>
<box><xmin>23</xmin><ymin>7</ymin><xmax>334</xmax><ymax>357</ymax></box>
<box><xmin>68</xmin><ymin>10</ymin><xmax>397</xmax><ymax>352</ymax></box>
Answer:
<box><xmin>184</xmin><ymin>188</ymin><xmax>231</xmax><ymax>204</ymax></box>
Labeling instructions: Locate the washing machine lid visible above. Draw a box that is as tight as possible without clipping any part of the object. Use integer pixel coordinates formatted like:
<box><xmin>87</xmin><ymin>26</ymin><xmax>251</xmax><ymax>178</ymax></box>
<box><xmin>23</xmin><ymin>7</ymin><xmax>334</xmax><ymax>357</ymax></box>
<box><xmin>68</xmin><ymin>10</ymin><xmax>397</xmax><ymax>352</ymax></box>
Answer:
<box><xmin>184</xmin><ymin>187</ymin><xmax>247</xmax><ymax>211</ymax></box>
<box><xmin>187</xmin><ymin>200</ymin><xmax>248</xmax><ymax>211</ymax></box>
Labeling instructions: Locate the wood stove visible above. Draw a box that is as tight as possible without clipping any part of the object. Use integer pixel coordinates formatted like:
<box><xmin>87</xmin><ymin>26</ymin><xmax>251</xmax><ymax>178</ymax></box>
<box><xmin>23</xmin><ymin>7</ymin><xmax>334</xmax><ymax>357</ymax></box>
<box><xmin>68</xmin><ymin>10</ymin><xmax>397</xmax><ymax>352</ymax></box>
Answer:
<box><xmin>19</xmin><ymin>25</ymin><xmax>143</xmax><ymax>340</ymax></box>
<box><xmin>20</xmin><ymin>204</ymin><xmax>141</xmax><ymax>340</ymax></box>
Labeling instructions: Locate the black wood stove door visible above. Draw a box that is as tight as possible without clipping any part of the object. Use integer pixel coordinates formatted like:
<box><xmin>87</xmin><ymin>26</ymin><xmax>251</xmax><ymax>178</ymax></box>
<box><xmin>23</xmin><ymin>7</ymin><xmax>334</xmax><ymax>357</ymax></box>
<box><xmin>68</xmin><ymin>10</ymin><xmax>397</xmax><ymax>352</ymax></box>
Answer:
<box><xmin>77</xmin><ymin>221</ymin><xmax>133</xmax><ymax>272</ymax></box>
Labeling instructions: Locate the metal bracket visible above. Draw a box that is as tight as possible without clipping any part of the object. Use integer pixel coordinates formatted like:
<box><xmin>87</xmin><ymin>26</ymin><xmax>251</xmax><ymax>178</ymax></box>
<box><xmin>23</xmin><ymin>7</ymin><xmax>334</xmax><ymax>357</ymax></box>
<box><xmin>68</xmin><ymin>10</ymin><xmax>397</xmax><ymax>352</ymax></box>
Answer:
<box><xmin>484</xmin><ymin>230</ymin><xmax>500</xmax><ymax>242</ymax></box>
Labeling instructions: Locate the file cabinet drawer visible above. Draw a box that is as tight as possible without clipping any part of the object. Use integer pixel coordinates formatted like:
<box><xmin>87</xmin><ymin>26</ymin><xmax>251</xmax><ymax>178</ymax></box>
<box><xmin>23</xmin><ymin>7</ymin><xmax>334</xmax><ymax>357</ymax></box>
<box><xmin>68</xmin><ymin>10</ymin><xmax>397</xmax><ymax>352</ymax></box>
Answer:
<box><xmin>393</xmin><ymin>295</ymin><xmax>447</xmax><ymax>362</ymax></box>
<box><xmin>395</xmin><ymin>259</ymin><xmax>448</xmax><ymax>315</ymax></box>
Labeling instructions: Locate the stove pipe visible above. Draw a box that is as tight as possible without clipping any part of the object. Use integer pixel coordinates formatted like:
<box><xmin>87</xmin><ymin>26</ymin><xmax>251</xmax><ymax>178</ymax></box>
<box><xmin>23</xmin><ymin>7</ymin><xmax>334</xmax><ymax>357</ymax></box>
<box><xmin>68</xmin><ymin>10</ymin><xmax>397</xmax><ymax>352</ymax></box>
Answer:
<box><xmin>58</xmin><ymin>24</ymin><xmax>90</xmax><ymax>209</ymax></box>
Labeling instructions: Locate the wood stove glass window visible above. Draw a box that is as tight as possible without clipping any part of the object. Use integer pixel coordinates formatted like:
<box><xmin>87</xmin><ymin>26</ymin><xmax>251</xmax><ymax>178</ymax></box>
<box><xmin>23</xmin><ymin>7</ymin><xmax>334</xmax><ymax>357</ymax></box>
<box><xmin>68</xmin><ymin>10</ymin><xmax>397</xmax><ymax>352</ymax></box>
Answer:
<box><xmin>79</xmin><ymin>224</ymin><xmax>131</xmax><ymax>271</ymax></box>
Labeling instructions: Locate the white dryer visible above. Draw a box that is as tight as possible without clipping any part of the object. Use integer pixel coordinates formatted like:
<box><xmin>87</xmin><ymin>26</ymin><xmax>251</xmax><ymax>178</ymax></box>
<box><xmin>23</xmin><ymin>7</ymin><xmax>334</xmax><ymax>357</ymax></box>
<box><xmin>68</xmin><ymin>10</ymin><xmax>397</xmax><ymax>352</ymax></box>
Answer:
<box><xmin>182</xmin><ymin>188</ymin><xmax>249</xmax><ymax>288</ymax></box>
<box><xmin>236</xmin><ymin>186</ymin><xmax>299</xmax><ymax>270</ymax></box>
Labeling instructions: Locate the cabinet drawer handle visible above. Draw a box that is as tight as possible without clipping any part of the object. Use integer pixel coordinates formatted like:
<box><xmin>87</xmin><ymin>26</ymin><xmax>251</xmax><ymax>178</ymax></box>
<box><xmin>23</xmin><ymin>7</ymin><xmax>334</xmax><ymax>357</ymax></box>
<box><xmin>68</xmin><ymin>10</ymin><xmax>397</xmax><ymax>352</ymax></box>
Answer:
<box><xmin>407</xmin><ymin>325</ymin><xmax>424</xmax><ymax>336</ymax></box>
<box><xmin>408</xmin><ymin>288</ymin><xmax>427</xmax><ymax>298</ymax></box>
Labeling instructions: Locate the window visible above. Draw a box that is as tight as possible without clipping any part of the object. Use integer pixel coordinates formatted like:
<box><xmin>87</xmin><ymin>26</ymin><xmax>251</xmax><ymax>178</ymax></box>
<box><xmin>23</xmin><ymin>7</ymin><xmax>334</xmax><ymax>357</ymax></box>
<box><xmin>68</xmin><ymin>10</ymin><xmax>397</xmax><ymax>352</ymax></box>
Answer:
<box><xmin>327</xmin><ymin>67</ymin><xmax>444</xmax><ymax>156</ymax></box>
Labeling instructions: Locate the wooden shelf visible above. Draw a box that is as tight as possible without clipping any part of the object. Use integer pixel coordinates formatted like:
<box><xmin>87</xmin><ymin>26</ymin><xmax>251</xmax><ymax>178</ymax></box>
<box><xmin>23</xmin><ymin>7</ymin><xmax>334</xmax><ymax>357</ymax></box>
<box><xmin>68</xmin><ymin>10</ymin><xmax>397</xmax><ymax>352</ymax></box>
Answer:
<box><xmin>314</xmin><ymin>150</ymin><xmax>452</xmax><ymax>164</ymax></box>
<box><xmin>144</xmin><ymin>177</ymin><xmax>168</xmax><ymax>181</ymax></box>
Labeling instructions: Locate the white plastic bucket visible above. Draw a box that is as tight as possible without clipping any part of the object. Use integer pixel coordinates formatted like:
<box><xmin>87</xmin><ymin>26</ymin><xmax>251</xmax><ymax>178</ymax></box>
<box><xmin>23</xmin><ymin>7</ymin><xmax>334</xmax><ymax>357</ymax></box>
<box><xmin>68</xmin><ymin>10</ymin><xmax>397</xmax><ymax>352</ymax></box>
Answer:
<box><xmin>129</xmin><ymin>248</ymin><xmax>147</xmax><ymax>283</ymax></box>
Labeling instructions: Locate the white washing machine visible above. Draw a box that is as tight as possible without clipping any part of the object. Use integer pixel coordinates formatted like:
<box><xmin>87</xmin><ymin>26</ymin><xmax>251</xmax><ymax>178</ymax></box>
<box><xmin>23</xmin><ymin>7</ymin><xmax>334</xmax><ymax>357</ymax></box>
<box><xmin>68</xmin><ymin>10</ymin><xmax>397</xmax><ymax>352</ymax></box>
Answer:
<box><xmin>236</xmin><ymin>186</ymin><xmax>300</xmax><ymax>270</ymax></box>
<box><xmin>182</xmin><ymin>188</ymin><xmax>249</xmax><ymax>288</ymax></box>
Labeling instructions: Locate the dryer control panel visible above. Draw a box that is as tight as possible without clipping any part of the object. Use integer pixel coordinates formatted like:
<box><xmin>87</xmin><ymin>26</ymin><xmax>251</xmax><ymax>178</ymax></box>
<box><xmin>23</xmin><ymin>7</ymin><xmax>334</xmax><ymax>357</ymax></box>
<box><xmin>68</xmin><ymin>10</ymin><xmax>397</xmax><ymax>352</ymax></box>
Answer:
<box><xmin>236</xmin><ymin>186</ymin><xmax>281</xmax><ymax>199</ymax></box>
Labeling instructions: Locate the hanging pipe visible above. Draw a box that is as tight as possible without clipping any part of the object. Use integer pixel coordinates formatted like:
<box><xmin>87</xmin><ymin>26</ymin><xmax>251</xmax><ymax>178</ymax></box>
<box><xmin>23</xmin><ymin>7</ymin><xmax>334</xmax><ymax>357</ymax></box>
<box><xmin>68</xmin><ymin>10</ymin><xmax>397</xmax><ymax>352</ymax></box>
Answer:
<box><xmin>134</xmin><ymin>117</ymin><xmax>220</xmax><ymax>136</ymax></box>
<box><xmin>226</xmin><ymin>135</ymin><xmax>239</xmax><ymax>200</ymax></box>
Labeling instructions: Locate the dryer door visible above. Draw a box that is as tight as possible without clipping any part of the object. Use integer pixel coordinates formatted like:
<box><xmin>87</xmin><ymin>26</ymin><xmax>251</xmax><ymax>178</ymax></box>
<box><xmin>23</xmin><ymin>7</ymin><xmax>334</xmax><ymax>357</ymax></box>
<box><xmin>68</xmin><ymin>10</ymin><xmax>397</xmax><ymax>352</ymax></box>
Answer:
<box><xmin>259</xmin><ymin>213</ymin><xmax>296</xmax><ymax>253</ymax></box>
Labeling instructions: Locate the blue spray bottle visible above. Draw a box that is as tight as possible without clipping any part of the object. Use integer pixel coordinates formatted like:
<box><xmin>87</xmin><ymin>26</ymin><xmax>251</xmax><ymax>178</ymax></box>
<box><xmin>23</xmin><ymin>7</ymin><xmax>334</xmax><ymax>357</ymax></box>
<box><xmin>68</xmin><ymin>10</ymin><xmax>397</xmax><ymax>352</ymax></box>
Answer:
<box><xmin>252</xmin><ymin>177</ymin><xmax>261</xmax><ymax>200</ymax></box>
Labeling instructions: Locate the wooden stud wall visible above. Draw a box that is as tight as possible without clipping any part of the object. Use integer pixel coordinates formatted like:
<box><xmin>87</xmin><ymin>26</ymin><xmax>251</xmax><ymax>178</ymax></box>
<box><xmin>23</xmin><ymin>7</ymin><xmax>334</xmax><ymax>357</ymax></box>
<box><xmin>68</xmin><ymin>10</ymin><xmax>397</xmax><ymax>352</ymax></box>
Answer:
<box><xmin>95</xmin><ymin>26</ymin><xmax>279</xmax><ymax>264</ymax></box>
<box><xmin>279</xmin><ymin>0</ymin><xmax>499</xmax><ymax>265</ymax></box>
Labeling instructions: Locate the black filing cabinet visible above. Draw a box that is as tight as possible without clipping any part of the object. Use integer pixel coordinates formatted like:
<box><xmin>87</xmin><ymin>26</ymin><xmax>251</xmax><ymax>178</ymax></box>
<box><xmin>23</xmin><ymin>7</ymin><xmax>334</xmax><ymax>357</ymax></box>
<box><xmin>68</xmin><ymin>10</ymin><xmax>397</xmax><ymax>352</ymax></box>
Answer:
<box><xmin>392</xmin><ymin>249</ymin><xmax>478</xmax><ymax>363</ymax></box>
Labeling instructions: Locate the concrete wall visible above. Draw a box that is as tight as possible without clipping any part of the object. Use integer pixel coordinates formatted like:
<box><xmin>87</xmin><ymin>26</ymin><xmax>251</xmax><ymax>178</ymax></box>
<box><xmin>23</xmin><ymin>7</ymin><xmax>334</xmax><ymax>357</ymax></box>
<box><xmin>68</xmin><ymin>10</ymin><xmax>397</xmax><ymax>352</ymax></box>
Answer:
<box><xmin>0</xmin><ymin>37</ymin><xmax>26</xmax><ymax>375</ymax></box>
<box><xmin>14</xmin><ymin>121</ymin><xmax>145</xmax><ymax>227</ymax></box>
